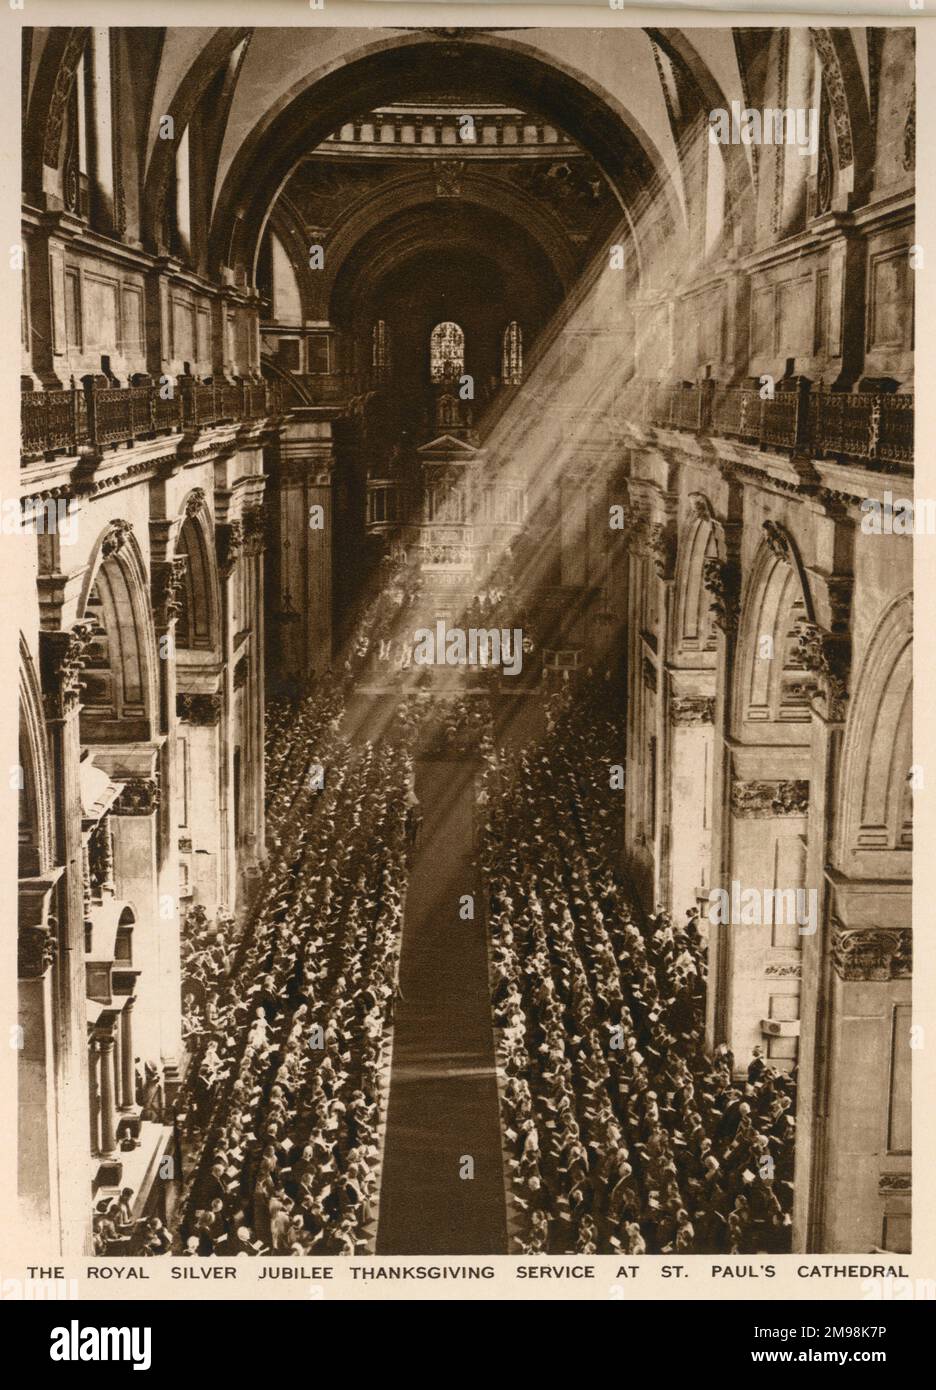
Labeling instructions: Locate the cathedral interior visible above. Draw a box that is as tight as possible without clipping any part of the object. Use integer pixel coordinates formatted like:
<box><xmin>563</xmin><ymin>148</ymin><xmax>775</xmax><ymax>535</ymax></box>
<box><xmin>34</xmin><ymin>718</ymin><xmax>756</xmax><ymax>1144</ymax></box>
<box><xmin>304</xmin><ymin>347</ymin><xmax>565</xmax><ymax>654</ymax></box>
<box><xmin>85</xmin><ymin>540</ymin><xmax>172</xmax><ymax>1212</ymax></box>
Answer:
<box><xmin>17</xmin><ymin>24</ymin><xmax>913</xmax><ymax>1258</ymax></box>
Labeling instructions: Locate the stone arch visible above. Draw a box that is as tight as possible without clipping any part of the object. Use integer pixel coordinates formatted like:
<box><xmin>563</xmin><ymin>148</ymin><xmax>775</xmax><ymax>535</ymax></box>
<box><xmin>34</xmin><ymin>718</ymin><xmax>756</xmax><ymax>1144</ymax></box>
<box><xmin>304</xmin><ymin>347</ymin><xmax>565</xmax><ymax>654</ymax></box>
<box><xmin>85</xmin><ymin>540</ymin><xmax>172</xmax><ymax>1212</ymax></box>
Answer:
<box><xmin>837</xmin><ymin>592</ymin><xmax>912</xmax><ymax>879</ymax></box>
<box><xmin>139</xmin><ymin>27</ymin><xmax>252</xmax><ymax>255</ymax></box>
<box><xmin>77</xmin><ymin>521</ymin><xmax>160</xmax><ymax>743</ymax></box>
<box><xmin>174</xmin><ymin>491</ymin><xmax>221</xmax><ymax>657</ymax></box>
<box><xmin>19</xmin><ymin>636</ymin><xmax>54</xmax><ymax>879</ymax></box>
<box><xmin>317</xmin><ymin>168</ymin><xmax>579</xmax><ymax>314</ymax></box>
<box><xmin>23</xmin><ymin>28</ymin><xmax>90</xmax><ymax>202</ymax></box>
<box><xmin>674</xmin><ymin>497</ymin><xmax>722</xmax><ymax>659</ymax></box>
<box><xmin>646</xmin><ymin>27</ymin><xmax>757</xmax><ymax>246</ymax></box>
<box><xmin>265</xmin><ymin>198</ymin><xmax>320</xmax><ymax>324</ymax></box>
<box><xmin>205</xmin><ymin>32</ymin><xmax>683</xmax><ymax>285</ymax></box>
<box><xmin>809</xmin><ymin>28</ymin><xmax>874</xmax><ymax>202</ymax></box>
<box><xmin>732</xmin><ymin>527</ymin><xmax>816</xmax><ymax>739</ymax></box>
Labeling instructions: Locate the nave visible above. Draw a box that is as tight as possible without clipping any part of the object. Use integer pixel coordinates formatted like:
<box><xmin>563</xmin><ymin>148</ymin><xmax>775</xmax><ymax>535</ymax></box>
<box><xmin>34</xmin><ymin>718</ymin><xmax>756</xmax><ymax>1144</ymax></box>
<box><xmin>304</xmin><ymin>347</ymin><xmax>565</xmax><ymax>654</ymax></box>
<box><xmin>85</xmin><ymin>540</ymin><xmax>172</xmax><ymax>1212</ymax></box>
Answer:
<box><xmin>93</xmin><ymin>627</ymin><xmax>793</xmax><ymax>1258</ymax></box>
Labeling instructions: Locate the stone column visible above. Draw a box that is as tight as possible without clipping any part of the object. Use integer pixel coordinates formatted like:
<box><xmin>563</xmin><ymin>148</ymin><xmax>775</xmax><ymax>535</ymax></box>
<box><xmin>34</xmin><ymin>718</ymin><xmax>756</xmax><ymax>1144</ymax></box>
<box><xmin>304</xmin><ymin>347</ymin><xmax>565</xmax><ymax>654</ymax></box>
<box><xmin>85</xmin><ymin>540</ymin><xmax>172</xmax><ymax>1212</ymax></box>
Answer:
<box><xmin>88</xmin><ymin>1037</ymin><xmax>102</xmax><ymax>1154</ymax></box>
<box><xmin>176</xmin><ymin>693</ymin><xmax>223</xmax><ymax>915</ymax></box>
<box><xmin>800</xmin><ymin>924</ymin><xmax>911</xmax><ymax>1252</ymax></box>
<box><xmin>98</xmin><ymin>1028</ymin><xmax>118</xmax><ymax>1157</ymax></box>
<box><xmin>649</xmin><ymin>512</ymin><xmax>677</xmax><ymax>907</ymax></box>
<box><xmin>789</xmin><ymin>523</ymin><xmax>855</xmax><ymax>1249</ymax></box>
<box><xmin>17</xmin><ymin>900</ymin><xmax>62</xmax><ymax>1246</ymax></box>
<box><xmin>824</xmin><ymin>230</ymin><xmax>866</xmax><ymax>390</ymax></box>
<box><xmin>151</xmin><ymin>545</ymin><xmax>187</xmax><ymax>1074</ymax></box>
<box><xmin>720</xmin><ymin>774</ymin><xmax>810</xmax><ymax>1066</ymax></box>
<box><xmin>701</xmin><ymin>550</ymin><xmax>740</xmax><ymax>1053</ymax></box>
<box><xmin>241</xmin><ymin>503</ymin><xmax>267</xmax><ymax>879</ymax></box>
<box><xmin>40</xmin><ymin>624</ymin><xmax>97</xmax><ymax>1253</ymax></box>
<box><xmin>119</xmin><ymin>998</ymin><xmax>136</xmax><ymax>1112</ymax></box>
<box><xmin>25</xmin><ymin>212</ymin><xmax>84</xmax><ymax>387</ymax></box>
<box><xmin>666</xmin><ymin>693</ymin><xmax>716</xmax><ymax>920</ymax></box>
<box><xmin>86</xmin><ymin>31</ymin><xmax>115</xmax><ymax>228</ymax></box>
<box><xmin>215</xmin><ymin>519</ymin><xmax>243</xmax><ymax>909</ymax></box>
<box><xmin>110</xmin><ymin>773</ymin><xmax>161</xmax><ymax>1074</ymax></box>
<box><xmin>279</xmin><ymin>423</ymin><xmax>336</xmax><ymax>684</ymax></box>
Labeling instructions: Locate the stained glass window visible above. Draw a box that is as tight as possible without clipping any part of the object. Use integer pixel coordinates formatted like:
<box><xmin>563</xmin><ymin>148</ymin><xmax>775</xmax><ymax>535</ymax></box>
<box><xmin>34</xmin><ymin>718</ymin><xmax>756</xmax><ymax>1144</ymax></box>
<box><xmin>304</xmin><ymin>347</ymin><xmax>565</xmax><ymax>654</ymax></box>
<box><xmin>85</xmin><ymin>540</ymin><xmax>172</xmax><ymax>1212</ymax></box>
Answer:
<box><xmin>502</xmin><ymin>320</ymin><xmax>523</xmax><ymax>384</ymax></box>
<box><xmin>372</xmin><ymin>320</ymin><xmax>391</xmax><ymax>382</ymax></box>
<box><xmin>430</xmin><ymin>321</ymin><xmax>464</xmax><ymax>382</ymax></box>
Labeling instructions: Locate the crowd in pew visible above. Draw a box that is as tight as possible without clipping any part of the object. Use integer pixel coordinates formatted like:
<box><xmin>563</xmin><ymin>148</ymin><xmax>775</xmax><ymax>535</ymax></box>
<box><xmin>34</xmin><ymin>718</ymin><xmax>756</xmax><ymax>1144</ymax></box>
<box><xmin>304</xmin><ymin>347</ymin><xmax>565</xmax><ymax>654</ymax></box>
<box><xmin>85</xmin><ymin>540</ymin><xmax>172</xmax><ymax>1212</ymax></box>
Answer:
<box><xmin>480</xmin><ymin>677</ymin><xmax>796</xmax><ymax>1256</ymax></box>
<box><xmin>156</xmin><ymin>675</ymin><xmax>416</xmax><ymax>1256</ymax></box>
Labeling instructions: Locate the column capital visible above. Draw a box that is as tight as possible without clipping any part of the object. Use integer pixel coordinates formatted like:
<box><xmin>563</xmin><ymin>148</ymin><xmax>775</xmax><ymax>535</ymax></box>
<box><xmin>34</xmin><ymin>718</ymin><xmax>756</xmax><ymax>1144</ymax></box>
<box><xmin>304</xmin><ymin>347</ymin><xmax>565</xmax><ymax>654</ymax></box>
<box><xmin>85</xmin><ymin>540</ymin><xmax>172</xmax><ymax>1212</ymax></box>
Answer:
<box><xmin>241</xmin><ymin>502</ymin><xmax>266</xmax><ymax>556</ymax></box>
<box><xmin>216</xmin><ymin>519</ymin><xmax>244</xmax><ymax>578</ymax></box>
<box><xmin>18</xmin><ymin>923</ymin><xmax>57</xmax><ymax>980</ymax></box>
<box><xmin>151</xmin><ymin>555</ymin><xmax>188</xmax><ymax>628</ymax></box>
<box><xmin>831</xmin><ymin>923</ymin><xmax>912</xmax><ymax>982</ymax></box>
<box><xmin>39</xmin><ymin>621</ymin><xmax>98</xmax><ymax>721</ymax></box>
<box><xmin>730</xmin><ymin>779</ymin><xmax>810</xmax><ymax>818</ymax></box>
<box><xmin>670</xmin><ymin>695</ymin><xmax>715</xmax><ymax>726</ymax></box>
<box><xmin>112</xmin><ymin>777</ymin><xmax>160</xmax><ymax>817</ymax></box>
<box><xmin>176</xmin><ymin>692</ymin><xmax>222</xmax><ymax>726</ymax></box>
<box><xmin>795</xmin><ymin>619</ymin><xmax>851</xmax><ymax>723</ymax></box>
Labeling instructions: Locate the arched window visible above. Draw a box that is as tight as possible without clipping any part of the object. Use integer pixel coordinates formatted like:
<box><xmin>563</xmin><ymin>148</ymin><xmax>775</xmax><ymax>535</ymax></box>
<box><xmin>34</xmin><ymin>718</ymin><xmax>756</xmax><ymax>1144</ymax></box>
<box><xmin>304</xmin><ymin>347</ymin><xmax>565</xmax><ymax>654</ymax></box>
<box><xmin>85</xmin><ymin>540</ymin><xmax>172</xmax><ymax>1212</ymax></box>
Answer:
<box><xmin>372</xmin><ymin>320</ymin><xmax>392</xmax><ymax>383</ymax></box>
<box><xmin>430</xmin><ymin>322</ymin><xmax>464</xmax><ymax>383</ymax></box>
<box><xmin>502</xmin><ymin>321</ymin><xmax>523</xmax><ymax>384</ymax></box>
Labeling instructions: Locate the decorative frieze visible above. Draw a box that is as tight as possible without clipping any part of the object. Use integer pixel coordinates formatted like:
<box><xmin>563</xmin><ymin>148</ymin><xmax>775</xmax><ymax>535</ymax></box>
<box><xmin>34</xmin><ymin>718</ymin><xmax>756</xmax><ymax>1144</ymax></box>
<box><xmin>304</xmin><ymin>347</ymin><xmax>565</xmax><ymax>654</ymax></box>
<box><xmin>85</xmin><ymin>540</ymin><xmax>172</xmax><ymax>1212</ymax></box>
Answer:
<box><xmin>648</xmin><ymin>520</ymin><xmax>676</xmax><ymax>580</ymax></box>
<box><xmin>176</xmin><ymin>692</ymin><xmax>222</xmax><ymax>726</ymax></box>
<box><xmin>242</xmin><ymin>503</ymin><xmax>266</xmax><ymax>555</ymax></box>
<box><xmin>810</xmin><ymin>28</ymin><xmax>855</xmax><ymax>167</ymax></box>
<box><xmin>100</xmin><ymin>518</ymin><xmax>134</xmax><ymax>560</ymax></box>
<box><xmin>434</xmin><ymin>159</ymin><xmax>465</xmax><ymax>197</ymax></box>
<box><xmin>730</xmin><ymin>779</ymin><xmax>810</xmax><ymax>818</ymax></box>
<box><xmin>152</xmin><ymin>555</ymin><xmax>188</xmax><ymax>627</ymax></box>
<box><xmin>184</xmin><ymin>488</ymin><xmax>207</xmax><ymax>519</ymax></box>
<box><xmin>113</xmin><ymin>777</ymin><xmax>160</xmax><ymax>816</ymax></box>
<box><xmin>765</xmin><ymin>962</ymin><xmax>803</xmax><ymax>979</ymax></box>
<box><xmin>702</xmin><ymin>557</ymin><xmax>741</xmax><ymax>635</ymax></box>
<box><xmin>796</xmin><ymin>619</ymin><xmax>850</xmax><ymax>722</ymax></box>
<box><xmin>43</xmin><ymin>29</ymin><xmax>89</xmax><ymax>166</ymax></box>
<box><xmin>878</xmin><ymin>1173</ymin><xmax>911</xmax><ymax>1194</ymax></box>
<box><xmin>216</xmin><ymin>519</ymin><xmax>244</xmax><ymax>578</ymax></box>
<box><xmin>18</xmin><ymin>923</ymin><xmax>57</xmax><ymax>980</ymax></box>
<box><xmin>832</xmin><ymin>924</ymin><xmax>911</xmax><ymax>982</ymax></box>
<box><xmin>670</xmin><ymin>695</ymin><xmax>715</xmax><ymax>725</ymax></box>
<box><xmin>762</xmin><ymin>519</ymin><xmax>791</xmax><ymax>561</ymax></box>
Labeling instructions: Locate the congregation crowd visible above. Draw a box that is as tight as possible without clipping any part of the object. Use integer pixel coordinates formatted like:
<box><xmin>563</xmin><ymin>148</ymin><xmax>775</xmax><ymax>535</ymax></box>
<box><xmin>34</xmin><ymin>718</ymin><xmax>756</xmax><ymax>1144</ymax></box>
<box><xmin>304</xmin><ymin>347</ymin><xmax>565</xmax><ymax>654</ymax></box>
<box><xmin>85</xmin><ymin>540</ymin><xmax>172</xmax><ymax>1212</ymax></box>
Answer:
<box><xmin>97</xmin><ymin>538</ymin><xmax>798</xmax><ymax>1257</ymax></box>
<box><xmin>157</xmin><ymin>678</ymin><xmax>416</xmax><ymax>1256</ymax></box>
<box><xmin>481</xmin><ymin>677</ymin><xmax>796</xmax><ymax>1256</ymax></box>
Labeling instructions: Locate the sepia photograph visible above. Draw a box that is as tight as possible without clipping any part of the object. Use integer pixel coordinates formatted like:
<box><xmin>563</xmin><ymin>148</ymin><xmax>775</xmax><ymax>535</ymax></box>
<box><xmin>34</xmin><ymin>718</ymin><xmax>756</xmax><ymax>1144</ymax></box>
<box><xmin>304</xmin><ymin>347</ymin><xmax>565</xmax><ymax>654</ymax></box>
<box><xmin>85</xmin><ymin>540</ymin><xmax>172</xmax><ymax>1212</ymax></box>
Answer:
<box><xmin>3</xmin><ymin>1</ymin><xmax>926</xmax><ymax>1324</ymax></box>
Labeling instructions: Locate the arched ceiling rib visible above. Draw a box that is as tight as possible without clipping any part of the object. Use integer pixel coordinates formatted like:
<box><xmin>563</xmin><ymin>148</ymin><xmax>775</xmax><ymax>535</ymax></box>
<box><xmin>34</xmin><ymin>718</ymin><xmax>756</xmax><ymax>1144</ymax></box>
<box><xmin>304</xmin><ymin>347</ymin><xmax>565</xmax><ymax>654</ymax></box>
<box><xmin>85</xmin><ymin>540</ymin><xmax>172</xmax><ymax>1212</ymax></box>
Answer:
<box><xmin>133</xmin><ymin>26</ymin><xmax>765</xmax><ymax>279</ymax></box>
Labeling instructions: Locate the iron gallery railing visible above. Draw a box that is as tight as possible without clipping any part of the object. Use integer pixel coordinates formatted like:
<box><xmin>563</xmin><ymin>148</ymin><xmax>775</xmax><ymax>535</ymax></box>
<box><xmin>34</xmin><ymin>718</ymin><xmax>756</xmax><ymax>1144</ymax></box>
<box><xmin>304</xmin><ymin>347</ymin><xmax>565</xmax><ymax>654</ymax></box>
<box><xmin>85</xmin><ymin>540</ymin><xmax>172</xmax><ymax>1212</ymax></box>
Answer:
<box><xmin>617</xmin><ymin>379</ymin><xmax>914</xmax><ymax>468</ymax></box>
<box><xmin>21</xmin><ymin>378</ymin><xmax>284</xmax><ymax>462</ymax></box>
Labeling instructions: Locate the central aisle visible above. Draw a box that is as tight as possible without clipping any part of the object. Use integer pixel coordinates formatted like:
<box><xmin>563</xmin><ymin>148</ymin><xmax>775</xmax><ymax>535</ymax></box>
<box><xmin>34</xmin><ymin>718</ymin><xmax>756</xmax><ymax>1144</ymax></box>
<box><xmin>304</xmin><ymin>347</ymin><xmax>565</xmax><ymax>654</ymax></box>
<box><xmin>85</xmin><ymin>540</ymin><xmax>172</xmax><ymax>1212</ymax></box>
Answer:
<box><xmin>376</xmin><ymin>755</ymin><xmax>508</xmax><ymax>1255</ymax></box>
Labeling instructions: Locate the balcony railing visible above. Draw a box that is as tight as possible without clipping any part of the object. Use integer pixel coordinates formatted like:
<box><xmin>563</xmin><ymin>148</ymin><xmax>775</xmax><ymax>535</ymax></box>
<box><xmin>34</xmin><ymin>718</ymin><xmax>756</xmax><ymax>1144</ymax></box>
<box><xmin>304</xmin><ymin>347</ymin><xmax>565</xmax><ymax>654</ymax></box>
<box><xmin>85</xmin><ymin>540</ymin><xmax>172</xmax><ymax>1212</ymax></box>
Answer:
<box><xmin>620</xmin><ymin>379</ymin><xmax>913</xmax><ymax>469</ymax></box>
<box><xmin>21</xmin><ymin>378</ymin><xmax>284</xmax><ymax>463</ymax></box>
